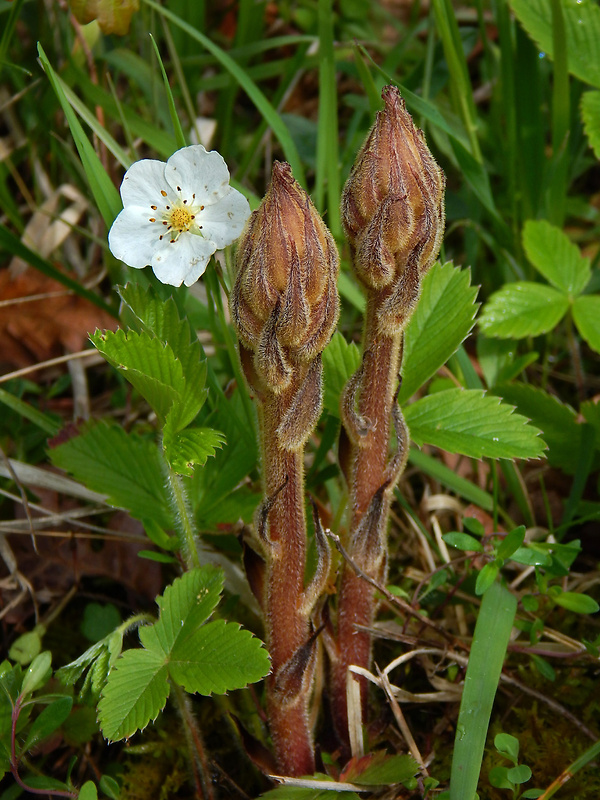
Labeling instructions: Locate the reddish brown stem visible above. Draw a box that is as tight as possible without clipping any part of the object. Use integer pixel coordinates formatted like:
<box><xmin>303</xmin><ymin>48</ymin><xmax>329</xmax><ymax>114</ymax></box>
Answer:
<box><xmin>260</xmin><ymin>376</ymin><xmax>315</xmax><ymax>777</ymax></box>
<box><xmin>332</xmin><ymin>293</ymin><xmax>403</xmax><ymax>745</ymax></box>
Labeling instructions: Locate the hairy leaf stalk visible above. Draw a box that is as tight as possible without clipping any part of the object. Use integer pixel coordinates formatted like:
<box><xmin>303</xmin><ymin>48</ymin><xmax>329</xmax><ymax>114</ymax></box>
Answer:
<box><xmin>230</xmin><ymin>162</ymin><xmax>339</xmax><ymax>775</ymax></box>
<box><xmin>331</xmin><ymin>86</ymin><xmax>445</xmax><ymax>745</ymax></box>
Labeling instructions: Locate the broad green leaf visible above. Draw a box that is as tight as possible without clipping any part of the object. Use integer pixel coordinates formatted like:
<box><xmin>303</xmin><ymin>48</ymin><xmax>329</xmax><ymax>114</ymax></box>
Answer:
<box><xmin>163</xmin><ymin>427</ymin><xmax>226</xmax><ymax>476</ymax></box>
<box><xmin>91</xmin><ymin>329</ymin><xmax>184</xmax><ymax>422</ymax></box>
<box><xmin>581</xmin><ymin>90</ymin><xmax>600</xmax><ymax>159</ymax></box>
<box><xmin>553</xmin><ymin>591</ymin><xmax>599</xmax><ymax>614</ymax></box>
<box><xmin>78</xmin><ymin>781</ymin><xmax>99</xmax><ymax>800</ymax></box>
<box><xmin>493</xmin><ymin>383</ymin><xmax>587</xmax><ymax>474</ymax></box>
<box><xmin>450</xmin><ymin>582</ymin><xmax>517</xmax><ymax>800</ymax></box>
<box><xmin>405</xmin><ymin>389</ymin><xmax>546</xmax><ymax>460</ymax></box>
<box><xmin>168</xmin><ymin>619</ymin><xmax>271</xmax><ymax>695</ymax></box>
<box><xmin>99</xmin><ymin>568</ymin><xmax>269</xmax><ymax>741</ymax></box>
<box><xmin>443</xmin><ymin>532</ymin><xmax>484</xmax><ymax>552</ymax></box>
<box><xmin>508</xmin><ymin>765</ymin><xmax>533</xmax><ymax>785</ymax></box>
<box><xmin>523</xmin><ymin>220</ymin><xmax>591</xmax><ymax>295</ymax></box>
<box><xmin>98</xmin><ymin>648</ymin><xmax>169</xmax><ymax>741</ymax></box>
<box><xmin>49</xmin><ymin>420</ymin><xmax>172</xmax><ymax>527</ymax></box>
<box><xmin>475</xmin><ymin>562</ymin><xmax>500</xmax><ymax>595</ymax></box>
<box><xmin>322</xmin><ymin>332</ymin><xmax>361</xmax><ymax>416</ymax></box>
<box><xmin>345</xmin><ymin>753</ymin><xmax>419</xmax><ymax>785</ymax></box>
<box><xmin>573</xmin><ymin>295</ymin><xmax>600</xmax><ymax>353</ymax></box>
<box><xmin>23</xmin><ymin>696</ymin><xmax>73</xmax><ymax>752</ymax></box>
<box><xmin>21</xmin><ymin>652</ymin><xmax>52</xmax><ymax>697</ymax></box>
<box><xmin>510</xmin><ymin>546</ymin><xmax>553</xmax><ymax>567</ymax></box>
<box><xmin>510</xmin><ymin>0</ymin><xmax>600</xmax><ymax>88</ymax></box>
<box><xmin>118</xmin><ymin>285</ymin><xmax>209</xmax><ymax>431</ymax></box>
<box><xmin>495</xmin><ymin>733</ymin><xmax>520</xmax><ymax>763</ymax></box>
<box><xmin>479</xmin><ymin>283</ymin><xmax>569</xmax><ymax>338</ymax></box>
<box><xmin>37</xmin><ymin>44</ymin><xmax>121</xmax><ymax>228</ymax></box>
<box><xmin>400</xmin><ymin>262</ymin><xmax>479</xmax><ymax>403</ymax></box>
<box><xmin>141</xmin><ymin>568</ymin><xmax>224</xmax><ymax>658</ymax></box>
<box><xmin>497</xmin><ymin>526</ymin><xmax>526</xmax><ymax>561</ymax></box>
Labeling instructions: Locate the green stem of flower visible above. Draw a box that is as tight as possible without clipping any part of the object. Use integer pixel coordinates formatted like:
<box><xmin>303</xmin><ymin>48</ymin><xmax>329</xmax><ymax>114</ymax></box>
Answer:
<box><xmin>171</xmin><ymin>681</ymin><xmax>213</xmax><ymax>800</ymax></box>
<box><xmin>164</xmin><ymin>457</ymin><xmax>200</xmax><ymax>570</ymax></box>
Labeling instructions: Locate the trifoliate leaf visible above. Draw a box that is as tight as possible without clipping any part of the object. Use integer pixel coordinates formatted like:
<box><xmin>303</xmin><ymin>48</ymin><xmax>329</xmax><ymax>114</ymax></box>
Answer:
<box><xmin>322</xmin><ymin>332</ymin><xmax>361</xmax><ymax>416</ymax></box>
<box><xmin>493</xmin><ymin>382</ymin><xmax>587</xmax><ymax>474</ymax></box>
<box><xmin>404</xmin><ymin>389</ymin><xmax>546</xmax><ymax>460</ymax></box>
<box><xmin>510</xmin><ymin>0</ymin><xmax>600</xmax><ymax>89</ymax></box>
<box><xmin>98</xmin><ymin>648</ymin><xmax>169</xmax><ymax>741</ymax></box>
<box><xmin>49</xmin><ymin>420</ymin><xmax>172</xmax><ymax>528</ymax></box>
<box><xmin>163</xmin><ymin>426</ymin><xmax>226</xmax><ymax>476</ymax></box>
<box><xmin>400</xmin><ymin>262</ymin><xmax>479</xmax><ymax>402</ymax></box>
<box><xmin>573</xmin><ymin>295</ymin><xmax>600</xmax><ymax>353</ymax></box>
<box><xmin>98</xmin><ymin>567</ymin><xmax>269</xmax><ymax>742</ymax></box>
<box><xmin>168</xmin><ymin>619</ymin><xmax>271</xmax><ymax>695</ymax></box>
<box><xmin>581</xmin><ymin>90</ymin><xmax>600</xmax><ymax>159</ymax></box>
<box><xmin>479</xmin><ymin>283</ymin><xmax>569</xmax><ymax>338</ymax></box>
<box><xmin>523</xmin><ymin>220</ymin><xmax>591</xmax><ymax>295</ymax></box>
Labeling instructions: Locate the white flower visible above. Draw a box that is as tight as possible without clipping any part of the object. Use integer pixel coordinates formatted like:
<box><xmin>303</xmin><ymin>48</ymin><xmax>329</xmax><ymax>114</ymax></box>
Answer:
<box><xmin>108</xmin><ymin>144</ymin><xmax>251</xmax><ymax>287</ymax></box>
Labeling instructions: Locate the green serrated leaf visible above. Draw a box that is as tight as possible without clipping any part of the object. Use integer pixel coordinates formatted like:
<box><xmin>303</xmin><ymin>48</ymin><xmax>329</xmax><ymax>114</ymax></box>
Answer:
<box><xmin>510</xmin><ymin>0</ymin><xmax>600</xmax><ymax>88</ymax></box>
<box><xmin>169</xmin><ymin>619</ymin><xmax>271</xmax><ymax>695</ymax></box>
<box><xmin>322</xmin><ymin>332</ymin><xmax>362</xmax><ymax>416</ymax></box>
<box><xmin>49</xmin><ymin>420</ymin><xmax>172</xmax><ymax>527</ymax></box>
<box><xmin>405</xmin><ymin>389</ymin><xmax>546</xmax><ymax>460</ymax></box>
<box><xmin>163</xmin><ymin>427</ymin><xmax>225</xmax><ymax>476</ymax></box>
<box><xmin>141</xmin><ymin>568</ymin><xmax>224</xmax><ymax>657</ymax></box>
<box><xmin>581</xmin><ymin>90</ymin><xmax>600</xmax><ymax>159</ymax></box>
<box><xmin>91</xmin><ymin>329</ymin><xmax>184</xmax><ymax>422</ymax></box>
<box><xmin>400</xmin><ymin>262</ymin><xmax>479</xmax><ymax>402</ymax></box>
<box><xmin>573</xmin><ymin>295</ymin><xmax>600</xmax><ymax>353</ymax></box>
<box><xmin>117</xmin><ymin>285</ymin><xmax>208</xmax><ymax>431</ymax></box>
<box><xmin>98</xmin><ymin>649</ymin><xmax>169</xmax><ymax>741</ymax></box>
<box><xmin>479</xmin><ymin>283</ymin><xmax>569</xmax><ymax>339</ymax></box>
<box><xmin>493</xmin><ymin>382</ymin><xmax>585</xmax><ymax>474</ymax></box>
<box><xmin>523</xmin><ymin>220</ymin><xmax>591</xmax><ymax>295</ymax></box>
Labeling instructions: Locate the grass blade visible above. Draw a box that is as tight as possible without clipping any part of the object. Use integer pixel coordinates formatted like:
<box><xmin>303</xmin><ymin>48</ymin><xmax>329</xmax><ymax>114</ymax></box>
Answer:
<box><xmin>149</xmin><ymin>33</ymin><xmax>187</xmax><ymax>150</ymax></box>
<box><xmin>142</xmin><ymin>0</ymin><xmax>306</xmax><ymax>187</ymax></box>
<box><xmin>450</xmin><ymin>581</ymin><xmax>517</xmax><ymax>800</ymax></box>
<box><xmin>315</xmin><ymin>0</ymin><xmax>341</xmax><ymax>237</ymax></box>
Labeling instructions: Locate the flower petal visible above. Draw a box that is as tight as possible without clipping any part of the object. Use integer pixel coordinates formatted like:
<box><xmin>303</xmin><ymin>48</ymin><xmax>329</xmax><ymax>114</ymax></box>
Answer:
<box><xmin>119</xmin><ymin>159</ymin><xmax>169</xmax><ymax>208</ymax></box>
<box><xmin>151</xmin><ymin>233</ymin><xmax>216</xmax><ymax>287</ymax></box>
<box><xmin>199</xmin><ymin>188</ymin><xmax>251</xmax><ymax>248</ymax></box>
<box><xmin>165</xmin><ymin>145</ymin><xmax>230</xmax><ymax>203</ymax></box>
<box><xmin>108</xmin><ymin>207</ymin><xmax>162</xmax><ymax>269</ymax></box>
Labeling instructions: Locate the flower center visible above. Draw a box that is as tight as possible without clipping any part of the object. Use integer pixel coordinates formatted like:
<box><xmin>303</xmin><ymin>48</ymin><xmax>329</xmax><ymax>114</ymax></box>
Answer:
<box><xmin>169</xmin><ymin>206</ymin><xmax>193</xmax><ymax>231</ymax></box>
<box><xmin>150</xmin><ymin>192</ymin><xmax>206</xmax><ymax>244</ymax></box>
